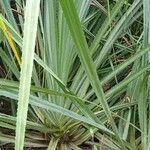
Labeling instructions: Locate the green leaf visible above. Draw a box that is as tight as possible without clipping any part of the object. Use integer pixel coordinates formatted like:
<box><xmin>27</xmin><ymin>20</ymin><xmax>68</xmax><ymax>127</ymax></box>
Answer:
<box><xmin>60</xmin><ymin>0</ymin><xmax>126</xmax><ymax>148</ymax></box>
<box><xmin>15</xmin><ymin>0</ymin><xmax>40</xmax><ymax>149</ymax></box>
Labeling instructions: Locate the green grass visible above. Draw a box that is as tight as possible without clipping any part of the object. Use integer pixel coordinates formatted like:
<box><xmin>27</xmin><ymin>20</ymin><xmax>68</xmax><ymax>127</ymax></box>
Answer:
<box><xmin>0</xmin><ymin>0</ymin><xmax>149</xmax><ymax>149</ymax></box>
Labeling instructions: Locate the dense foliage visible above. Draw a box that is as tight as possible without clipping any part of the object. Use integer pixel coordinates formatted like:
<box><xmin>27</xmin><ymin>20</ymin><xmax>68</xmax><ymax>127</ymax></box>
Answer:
<box><xmin>0</xmin><ymin>0</ymin><xmax>149</xmax><ymax>149</ymax></box>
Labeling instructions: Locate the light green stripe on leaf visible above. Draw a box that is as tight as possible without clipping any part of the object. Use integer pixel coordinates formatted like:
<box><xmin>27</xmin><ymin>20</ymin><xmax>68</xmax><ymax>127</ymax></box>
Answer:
<box><xmin>15</xmin><ymin>0</ymin><xmax>40</xmax><ymax>149</ymax></box>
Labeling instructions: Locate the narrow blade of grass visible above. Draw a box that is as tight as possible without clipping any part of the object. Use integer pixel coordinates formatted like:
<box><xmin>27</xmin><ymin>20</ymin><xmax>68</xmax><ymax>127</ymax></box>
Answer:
<box><xmin>15</xmin><ymin>0</ymin><xmax>40</xmax><ymax>149</ymax></box>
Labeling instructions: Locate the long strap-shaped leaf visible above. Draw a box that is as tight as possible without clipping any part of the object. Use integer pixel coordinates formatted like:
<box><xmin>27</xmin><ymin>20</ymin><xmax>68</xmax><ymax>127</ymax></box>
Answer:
<box><xmin>0</xmin><ymin>15</ymin><xmax>21</xmax><ymax>66</ymax></box>
<box><xmin>15</xmin><ymin>0</ymin><xmax>40</xmax><ymax>150</ymax></box>
<box><xmin>60</xmin><ymin>0</ymin><xmax>126</xmax><ymax>148</ymax></box>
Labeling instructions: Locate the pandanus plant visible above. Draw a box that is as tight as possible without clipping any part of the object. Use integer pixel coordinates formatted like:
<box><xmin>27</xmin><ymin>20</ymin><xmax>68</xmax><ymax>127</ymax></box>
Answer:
<box><xmin>0</xmin><ymin>0</ymin><xmax>149</xmax><ymax>149</ymax></box>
